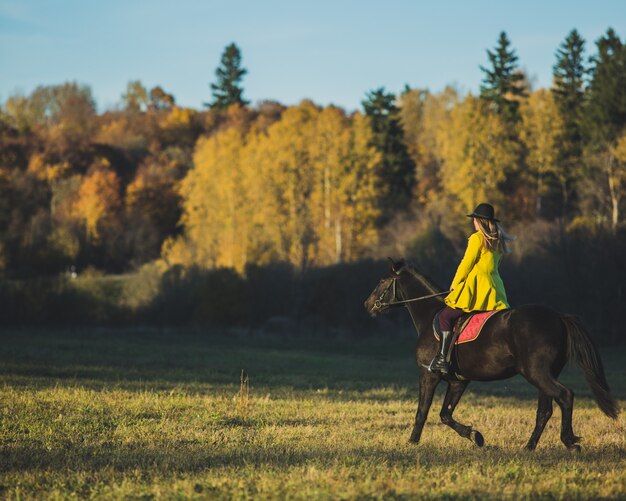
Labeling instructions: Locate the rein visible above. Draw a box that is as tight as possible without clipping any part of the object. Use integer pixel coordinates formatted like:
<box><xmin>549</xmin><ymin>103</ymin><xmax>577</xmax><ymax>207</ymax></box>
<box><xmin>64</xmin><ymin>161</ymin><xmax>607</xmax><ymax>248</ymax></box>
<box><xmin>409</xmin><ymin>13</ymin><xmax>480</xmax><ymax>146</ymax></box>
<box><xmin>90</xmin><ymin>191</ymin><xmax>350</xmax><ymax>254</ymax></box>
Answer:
<box><xmin>374</xmin><ymin>278</ymin><xmax>450</xmax><ymax>309</ymax></box>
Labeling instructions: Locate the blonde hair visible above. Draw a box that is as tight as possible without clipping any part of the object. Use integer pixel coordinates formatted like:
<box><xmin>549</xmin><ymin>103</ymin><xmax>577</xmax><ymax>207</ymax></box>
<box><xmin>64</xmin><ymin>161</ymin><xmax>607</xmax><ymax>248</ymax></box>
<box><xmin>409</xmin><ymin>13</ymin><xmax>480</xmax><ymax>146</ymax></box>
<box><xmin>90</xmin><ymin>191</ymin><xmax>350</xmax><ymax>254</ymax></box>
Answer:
<box><xmin>475</xmin><ymin>218</ymin><xmax>515</xmax><ymax>254</ymax></box>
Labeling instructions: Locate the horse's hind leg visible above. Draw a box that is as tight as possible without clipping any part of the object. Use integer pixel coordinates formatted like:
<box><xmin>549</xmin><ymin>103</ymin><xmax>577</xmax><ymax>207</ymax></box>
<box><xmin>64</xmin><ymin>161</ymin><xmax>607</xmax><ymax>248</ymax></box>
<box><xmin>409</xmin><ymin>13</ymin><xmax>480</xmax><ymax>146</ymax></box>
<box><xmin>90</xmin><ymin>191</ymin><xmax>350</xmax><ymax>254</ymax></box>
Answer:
<box><xmin>440</xmin><ymin>380</ymin><xmax>484</xmax><ymax>447</ymax></box>
<box><xmin>524</xmin><ymin>393</ymin><xmax>553</xmax><ymax>451</ymax></box>
<box><xmin>409</xmin><ymin>368</ymin><xmax>439</xmax><ymax>443</ymax></box>
<box><xmin>526</xmin><ymin>375</ymin><xmax>580</xmax><ymax>451</ymax></box>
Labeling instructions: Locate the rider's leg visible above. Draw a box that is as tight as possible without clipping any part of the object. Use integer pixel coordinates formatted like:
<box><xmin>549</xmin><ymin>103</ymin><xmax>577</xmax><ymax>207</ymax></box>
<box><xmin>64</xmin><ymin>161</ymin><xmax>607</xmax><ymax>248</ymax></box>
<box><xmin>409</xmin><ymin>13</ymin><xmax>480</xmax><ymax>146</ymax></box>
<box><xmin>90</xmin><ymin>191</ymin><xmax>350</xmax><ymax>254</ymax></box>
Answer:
<box><xmin>429</xmin><ymin>306</ymin><xmax>464</xmax><ymax>375</ymax></box>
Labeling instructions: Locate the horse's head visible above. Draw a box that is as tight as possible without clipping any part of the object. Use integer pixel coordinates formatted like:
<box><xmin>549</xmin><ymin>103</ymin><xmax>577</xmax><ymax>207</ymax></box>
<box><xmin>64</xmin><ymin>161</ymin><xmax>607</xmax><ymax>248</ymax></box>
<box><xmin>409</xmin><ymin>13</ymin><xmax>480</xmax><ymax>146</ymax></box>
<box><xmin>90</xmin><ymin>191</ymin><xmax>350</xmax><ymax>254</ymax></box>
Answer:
<box><xmin>364</xmin><ymin>258</ymin><xmax>406</xmax><ymax>316</ymax></box>
<box><xmin>364</xmin><ymin>258</ymin><xmax>445</xmax><ymax>316</ymax></box>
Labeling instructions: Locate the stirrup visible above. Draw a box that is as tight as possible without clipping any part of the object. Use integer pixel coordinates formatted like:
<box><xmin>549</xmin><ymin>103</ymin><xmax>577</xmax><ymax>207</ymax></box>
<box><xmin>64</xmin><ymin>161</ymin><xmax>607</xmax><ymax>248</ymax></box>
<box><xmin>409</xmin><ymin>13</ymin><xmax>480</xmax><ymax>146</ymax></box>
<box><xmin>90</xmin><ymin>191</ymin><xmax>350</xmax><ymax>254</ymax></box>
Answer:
<box><xmin>428</xmin><ymin>355</ymin><xmax>450</xmax><ymax>375</ymax></box>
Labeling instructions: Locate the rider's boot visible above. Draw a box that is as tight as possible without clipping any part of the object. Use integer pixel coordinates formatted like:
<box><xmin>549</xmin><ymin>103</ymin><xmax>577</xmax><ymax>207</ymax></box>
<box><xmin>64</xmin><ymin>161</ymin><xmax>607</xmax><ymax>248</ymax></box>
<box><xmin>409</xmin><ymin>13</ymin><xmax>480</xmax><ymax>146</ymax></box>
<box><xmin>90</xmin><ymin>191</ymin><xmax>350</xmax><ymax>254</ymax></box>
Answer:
<box><xmin>429</xmin><ymin>330</ymin><xmax>454</xmax><ymax>376</ymax></box>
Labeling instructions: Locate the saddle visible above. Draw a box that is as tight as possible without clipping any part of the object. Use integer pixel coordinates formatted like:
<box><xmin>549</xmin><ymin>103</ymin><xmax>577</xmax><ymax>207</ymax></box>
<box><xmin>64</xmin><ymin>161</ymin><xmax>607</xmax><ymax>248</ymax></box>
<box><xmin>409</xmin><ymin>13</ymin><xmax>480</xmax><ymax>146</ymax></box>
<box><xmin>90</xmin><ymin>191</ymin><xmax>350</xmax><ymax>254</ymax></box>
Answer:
<box><xmin>433</xmin><ymin>309</ymin><xmax>499</xmax><ymax>345</ymax></box>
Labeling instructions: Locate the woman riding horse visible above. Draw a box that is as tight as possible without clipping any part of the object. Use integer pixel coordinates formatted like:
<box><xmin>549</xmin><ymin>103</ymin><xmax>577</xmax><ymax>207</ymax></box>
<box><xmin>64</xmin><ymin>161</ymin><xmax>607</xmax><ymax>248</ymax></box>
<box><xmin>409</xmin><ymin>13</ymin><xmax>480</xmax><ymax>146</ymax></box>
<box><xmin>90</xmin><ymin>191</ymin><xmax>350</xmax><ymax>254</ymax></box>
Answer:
<box><xmin>430</xmin><ymin>203</ymin><xmax>514</xmax><ymax>376</ymax></box>
<box><xmin>364</xmin><ymin>218</ymin><xmax>619</xmax><ymax>449</ymax></box>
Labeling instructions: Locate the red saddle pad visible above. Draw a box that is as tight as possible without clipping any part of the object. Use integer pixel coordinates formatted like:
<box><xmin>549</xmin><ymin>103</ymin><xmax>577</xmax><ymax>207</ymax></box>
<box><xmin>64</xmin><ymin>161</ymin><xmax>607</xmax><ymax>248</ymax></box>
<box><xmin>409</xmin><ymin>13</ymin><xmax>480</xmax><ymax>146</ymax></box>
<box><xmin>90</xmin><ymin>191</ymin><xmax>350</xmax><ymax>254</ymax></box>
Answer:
<box><xmin>456</xmin><ymin>310</ymin><xmax>499</xmax><ymax>344</ymax></box>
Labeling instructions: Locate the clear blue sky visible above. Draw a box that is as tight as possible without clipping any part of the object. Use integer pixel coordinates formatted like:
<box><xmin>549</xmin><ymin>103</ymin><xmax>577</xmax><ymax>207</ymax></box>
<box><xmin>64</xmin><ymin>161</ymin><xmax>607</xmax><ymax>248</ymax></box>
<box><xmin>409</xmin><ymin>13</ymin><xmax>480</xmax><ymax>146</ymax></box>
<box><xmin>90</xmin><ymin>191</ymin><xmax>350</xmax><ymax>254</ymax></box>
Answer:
<box><xmin>1</xmin><ymin>0</ymin><xmax>624</xmax><ymax>112</ymax></box>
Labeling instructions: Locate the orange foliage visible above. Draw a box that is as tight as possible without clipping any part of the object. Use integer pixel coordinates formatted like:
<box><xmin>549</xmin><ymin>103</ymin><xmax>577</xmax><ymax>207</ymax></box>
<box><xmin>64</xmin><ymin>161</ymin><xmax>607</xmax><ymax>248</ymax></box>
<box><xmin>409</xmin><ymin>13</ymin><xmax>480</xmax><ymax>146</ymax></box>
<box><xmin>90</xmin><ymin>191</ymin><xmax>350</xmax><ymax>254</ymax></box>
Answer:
<box><xmin>73</xmin><ymin>163</ymin><xmax>121</xmax><ymax>240</ymax></box>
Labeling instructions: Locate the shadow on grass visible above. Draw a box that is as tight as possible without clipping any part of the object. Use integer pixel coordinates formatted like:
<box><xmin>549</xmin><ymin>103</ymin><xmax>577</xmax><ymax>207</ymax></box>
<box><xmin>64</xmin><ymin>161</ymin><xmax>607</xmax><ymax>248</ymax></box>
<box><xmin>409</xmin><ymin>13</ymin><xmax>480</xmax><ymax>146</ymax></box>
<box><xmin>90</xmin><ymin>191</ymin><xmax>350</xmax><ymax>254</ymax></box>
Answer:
<box><xmin>2</xmin><ymin>440</ymin><xmax>625</xmax><ymax>474</ymax></box>
<box><xmin>0</xmin><ymin>327</ymin><xmax>624</xmax><ymax>402</ymax></box>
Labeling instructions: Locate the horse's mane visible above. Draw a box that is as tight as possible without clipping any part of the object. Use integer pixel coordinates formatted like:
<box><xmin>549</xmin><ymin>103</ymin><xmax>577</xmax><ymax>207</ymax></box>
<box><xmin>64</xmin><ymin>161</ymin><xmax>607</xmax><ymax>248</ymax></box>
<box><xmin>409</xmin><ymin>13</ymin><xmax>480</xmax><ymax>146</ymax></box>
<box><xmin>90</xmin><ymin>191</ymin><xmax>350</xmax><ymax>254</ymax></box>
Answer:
<box><xmin>401</xmin><ymin>262</ymin><xmax>445</xmax><ymax>300</ymax></box>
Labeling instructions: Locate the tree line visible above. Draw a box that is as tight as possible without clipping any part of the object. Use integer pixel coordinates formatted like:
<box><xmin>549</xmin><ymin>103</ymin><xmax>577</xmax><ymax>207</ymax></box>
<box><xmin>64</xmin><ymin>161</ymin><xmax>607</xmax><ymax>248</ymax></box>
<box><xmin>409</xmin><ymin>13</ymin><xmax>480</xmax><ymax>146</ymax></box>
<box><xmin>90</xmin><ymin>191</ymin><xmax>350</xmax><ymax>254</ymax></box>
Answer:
<box><xmin>1</xmin><ymin>30</ymin><xmax>625</xmax><ymax>339</ymax></box>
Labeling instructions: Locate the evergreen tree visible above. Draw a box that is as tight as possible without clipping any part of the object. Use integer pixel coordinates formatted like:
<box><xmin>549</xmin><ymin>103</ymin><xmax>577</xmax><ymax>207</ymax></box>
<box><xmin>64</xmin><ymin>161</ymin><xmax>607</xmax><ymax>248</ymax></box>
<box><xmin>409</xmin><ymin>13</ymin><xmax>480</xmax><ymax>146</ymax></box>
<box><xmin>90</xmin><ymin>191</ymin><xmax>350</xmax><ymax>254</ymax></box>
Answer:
<box><xmin>480</xmin><ymin>31</ymin><xmax>527</xmax><ymax>122</ymax></box>
<box><xmin>585</xmin><ymin>28</ymin><xmax>626</xmax><ymax>146</ymax></box>
<box><xmin>207</xmin><ymin>43</ymin><xmax>249</xmax><ymax>110</ymax></box>
<box><xmin>551</xmin><ymin>29</ymin><xmax>587</xmax><ymax>219</ymax></box>
<box><xmin>553</xmin><ymin>29</ymin><xmax>586</xmax><ymax>142</ymax></box>
<box><xmin>585</xmin><ymin>28</ymin><xmax>626</xmax><ymax>230</ymax></box>
<box><xmin>362</xmin><ymin>87</ymin><xmax>415</xmax><ymax>222</ymax></box>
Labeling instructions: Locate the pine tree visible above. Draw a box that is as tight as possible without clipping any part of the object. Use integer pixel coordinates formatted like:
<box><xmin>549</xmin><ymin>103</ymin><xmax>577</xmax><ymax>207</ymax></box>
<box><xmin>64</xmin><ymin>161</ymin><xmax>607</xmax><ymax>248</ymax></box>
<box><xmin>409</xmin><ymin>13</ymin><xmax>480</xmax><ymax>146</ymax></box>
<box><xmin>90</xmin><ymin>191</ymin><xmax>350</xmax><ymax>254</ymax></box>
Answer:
<box><xmin>480</xmin><ymin>31</ymin><xmax>527</xmax><ymax>122</ymax></box>
<box><xmin>551</xmin><ymin>29</ymin><xmax>587</xmax><ymax>219</ymax></box>
<box><xmin>553</xmin><ymin>30</ymin><xmax>586</xmax><ymax>143</ymax></box>
<box><xmin>207</xmin><ymin>43</ymin><xmax>249</xmax><ymax>110</ymax></box>
<box><xmin>362</xmin><ymin>87</ymin><xmax>415</xmax><ymax>222</ymax></box>
<box><xmin>585</xmin><ymin>28</ymin><xmax>626</xmax><ymax>230</ymax></box>
<box><xmin>585</xmin><ymin>28</ymin><xmax>626</xmax><ymax>146</ymax></box>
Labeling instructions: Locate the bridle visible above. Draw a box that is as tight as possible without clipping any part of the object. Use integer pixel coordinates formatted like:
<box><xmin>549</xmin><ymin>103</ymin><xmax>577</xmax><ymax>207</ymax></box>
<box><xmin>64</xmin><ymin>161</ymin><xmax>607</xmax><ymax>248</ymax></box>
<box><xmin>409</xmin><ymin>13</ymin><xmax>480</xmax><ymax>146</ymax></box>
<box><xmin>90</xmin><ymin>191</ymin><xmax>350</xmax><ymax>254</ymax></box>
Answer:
<box><xmin>374</xmin><ymin>276</ymin><xmax>450</xmax><ymax>310</ymax></box>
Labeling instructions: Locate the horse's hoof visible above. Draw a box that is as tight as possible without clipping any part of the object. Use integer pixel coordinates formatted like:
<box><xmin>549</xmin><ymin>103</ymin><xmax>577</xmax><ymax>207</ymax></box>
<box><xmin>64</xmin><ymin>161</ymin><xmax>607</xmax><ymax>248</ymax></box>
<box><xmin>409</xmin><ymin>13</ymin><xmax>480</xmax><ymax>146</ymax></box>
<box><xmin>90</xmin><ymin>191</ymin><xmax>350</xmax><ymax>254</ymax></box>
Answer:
<box><xmin>567</xmin><ymin>444</ymin><xmax>581</xmax><ymax>453</ymax></box>
<box><xmin>524</xmin><ymin>442</ymin><xmax>537</xmax><ymax>451</ymax></box>
<box><xmin>408</xmin><ymin>434</ymin><xmax>420</xmax><ymax>444</ymax></box>
<box><xmin>470</xmin><ymin>430</ymin><xmax>484</xmax><ymax>447</ymax></box>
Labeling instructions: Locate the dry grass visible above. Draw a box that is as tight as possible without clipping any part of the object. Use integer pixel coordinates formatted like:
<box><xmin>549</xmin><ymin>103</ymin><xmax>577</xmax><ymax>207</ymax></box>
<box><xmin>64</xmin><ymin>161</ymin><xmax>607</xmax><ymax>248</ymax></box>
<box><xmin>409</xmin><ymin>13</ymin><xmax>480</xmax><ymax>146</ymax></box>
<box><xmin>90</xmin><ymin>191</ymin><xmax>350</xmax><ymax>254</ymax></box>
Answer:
<box><xmin>0</xmin><ymin>328</ymin><xmax>624</xmax><ymax>500</ymax></box>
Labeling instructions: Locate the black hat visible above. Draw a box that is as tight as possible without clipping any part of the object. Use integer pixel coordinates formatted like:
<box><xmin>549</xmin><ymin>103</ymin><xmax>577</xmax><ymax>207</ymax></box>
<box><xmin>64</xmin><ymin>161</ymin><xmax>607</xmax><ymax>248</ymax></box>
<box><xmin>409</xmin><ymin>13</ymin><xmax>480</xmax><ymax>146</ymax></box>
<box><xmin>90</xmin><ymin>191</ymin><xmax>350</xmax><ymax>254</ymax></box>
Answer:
<box><xmin>467</xmin><ymin>203</ymin><xmax>499</xmax><ymax>222</ymax></box>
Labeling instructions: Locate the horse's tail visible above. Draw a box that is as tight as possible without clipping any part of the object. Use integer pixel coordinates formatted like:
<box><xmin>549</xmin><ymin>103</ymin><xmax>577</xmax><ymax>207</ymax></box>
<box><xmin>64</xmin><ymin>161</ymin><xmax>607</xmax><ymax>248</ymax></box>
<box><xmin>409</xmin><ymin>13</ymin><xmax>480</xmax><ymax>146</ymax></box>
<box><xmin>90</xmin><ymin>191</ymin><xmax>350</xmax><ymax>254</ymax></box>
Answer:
<box><xmin>561</xmin><ymin>314</ymin><xmax>619</xmax><ymax>419</ymax></box>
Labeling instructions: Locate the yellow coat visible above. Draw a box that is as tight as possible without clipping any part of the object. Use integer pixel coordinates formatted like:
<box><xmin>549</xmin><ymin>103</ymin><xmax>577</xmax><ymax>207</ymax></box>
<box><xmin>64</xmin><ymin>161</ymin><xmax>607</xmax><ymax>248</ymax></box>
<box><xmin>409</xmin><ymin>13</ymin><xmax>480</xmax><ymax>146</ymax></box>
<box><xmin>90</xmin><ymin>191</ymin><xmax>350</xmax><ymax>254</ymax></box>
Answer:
<box><xmin>444</xmin><ymin>232</ymin><xmax>509</xmax><ymax>312</ymax></box>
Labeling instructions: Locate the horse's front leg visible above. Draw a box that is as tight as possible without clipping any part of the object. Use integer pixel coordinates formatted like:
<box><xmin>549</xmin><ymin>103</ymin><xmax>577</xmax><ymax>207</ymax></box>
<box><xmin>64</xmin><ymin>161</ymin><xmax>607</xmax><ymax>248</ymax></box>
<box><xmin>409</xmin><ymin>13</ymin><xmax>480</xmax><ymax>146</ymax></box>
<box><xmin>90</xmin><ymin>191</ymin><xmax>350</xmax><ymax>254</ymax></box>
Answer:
<box><xmin>409</xmin><ymin>368</ymin><xmax>440</xmax><ymax>443</ymax></box>
<box><xmin>440</xmin><ymin>380</ymin><xmax>484</xmax><ymax>447</ymax></box>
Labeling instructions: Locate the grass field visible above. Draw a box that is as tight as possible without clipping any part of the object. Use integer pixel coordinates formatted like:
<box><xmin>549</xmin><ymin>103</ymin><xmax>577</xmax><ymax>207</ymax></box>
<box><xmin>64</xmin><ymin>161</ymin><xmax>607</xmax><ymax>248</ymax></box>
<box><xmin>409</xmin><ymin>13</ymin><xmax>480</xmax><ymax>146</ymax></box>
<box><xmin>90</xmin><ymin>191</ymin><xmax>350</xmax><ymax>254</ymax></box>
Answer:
<box><xmin>0</xmin><ymin>327</ymin><xmax>624</xmax><ymax>500</ymax></box>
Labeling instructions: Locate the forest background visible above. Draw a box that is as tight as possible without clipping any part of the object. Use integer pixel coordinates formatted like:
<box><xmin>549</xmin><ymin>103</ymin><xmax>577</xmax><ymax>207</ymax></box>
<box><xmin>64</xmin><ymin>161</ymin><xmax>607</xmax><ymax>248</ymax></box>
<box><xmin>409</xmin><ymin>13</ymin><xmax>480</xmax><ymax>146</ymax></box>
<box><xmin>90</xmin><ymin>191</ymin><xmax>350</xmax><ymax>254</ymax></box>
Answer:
<box><xmin>1</xmin><ymin>29</ymin><xmax>625</xmax><ymax>344</ymax></box>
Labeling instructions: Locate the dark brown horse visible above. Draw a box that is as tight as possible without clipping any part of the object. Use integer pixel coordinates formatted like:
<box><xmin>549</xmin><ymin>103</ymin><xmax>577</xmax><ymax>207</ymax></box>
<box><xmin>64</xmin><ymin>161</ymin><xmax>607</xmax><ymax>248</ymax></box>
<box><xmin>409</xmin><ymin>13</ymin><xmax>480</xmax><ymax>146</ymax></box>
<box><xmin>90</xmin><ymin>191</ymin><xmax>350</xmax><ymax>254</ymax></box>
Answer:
<box><xmin>364</xmin><ymin>258</ymin><xmax>619</xmax><ymax>450</ymax></box>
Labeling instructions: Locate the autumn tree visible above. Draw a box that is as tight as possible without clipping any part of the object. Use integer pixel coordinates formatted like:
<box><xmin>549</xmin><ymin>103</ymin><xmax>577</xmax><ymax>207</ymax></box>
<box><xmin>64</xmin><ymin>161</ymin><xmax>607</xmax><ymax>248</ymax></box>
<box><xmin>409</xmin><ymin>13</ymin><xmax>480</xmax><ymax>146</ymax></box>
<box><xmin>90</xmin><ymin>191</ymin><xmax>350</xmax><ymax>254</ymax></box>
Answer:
<box><xmin>167</xmin><ymin>101</ymin><xmax>380</xmax><ymax>271</ymax></box>
<box><xmin>149</xmin><ymin>86</ymin><xmax>175</xmax><ymax>111</ymax></box>
<box><xmin>338</xmin><ymin>112</ymin><xmax>381</xmax><ymax>260</ymax></box>
<box><xmin>125</xmin><ymin>153</ymin><xmax>184</xmax><ymax>264</ymax></box>
<box><xmin>122</xmin><ymin>80</ymin><xmax>149</xmax><ymax>113</ymax></box>
<box><xmin>520</xmin><ymin>90</ymin><xmax>564</xmax><ymax>216</ymax></box>
<box><xmin>207</xmin><ymin>43</ymin><xmax>249</xmax><ymax>110</ymax></box>
<box><xmin>399</xmin><ymin>86</ymin><xmax>458</xmax><ymax>206</ymax></box>
<box><xmin>96</xmin><ymin>114</ymin><xmax>147</xmax><ymax>152</ymax></box>
<box><xmin>607</xmin><ymin>131</ymin><xmax>626</xmax><ymax>230</ymax></box>
<box><xmin>308</xmin><ymin>106</ymin><xmax>380</xmax><ymax>263</ymax></box>
<box><xmin>0</xmin><ymin>164</ymin><xmax>56</xmax><ymax>276</ymax></box>
<box><xmin>3</xmin><ymin>93</ymin><xmax>45</xmax><ymax>133</ymax></box>
<box><xmin>439</xmin><ymin>95</ymin><xmax>520</xmax><ymax>216</ymax></box>
<box><xmin>260</xmin><ymin>101</ymin><xmax>319</xmax><ymax>268</ymax></box>
<box><xmin>20</xmin><ymin>82</ymin><xmax>98</xmax><ymax>159</ymax></box>
<box><xmin>73</xmin><ymin>162</ymin><xmax>121</xmax><ymax>242</ymax></box>
<box><xmin>171</xmin><ymin>126</ymin><xmax>248</xmax><ymax>269</ymax></box>
<box><xmin>158</xmin><ymin>106</ymin><xmax>202</xmax><ymax>147</ymax></box>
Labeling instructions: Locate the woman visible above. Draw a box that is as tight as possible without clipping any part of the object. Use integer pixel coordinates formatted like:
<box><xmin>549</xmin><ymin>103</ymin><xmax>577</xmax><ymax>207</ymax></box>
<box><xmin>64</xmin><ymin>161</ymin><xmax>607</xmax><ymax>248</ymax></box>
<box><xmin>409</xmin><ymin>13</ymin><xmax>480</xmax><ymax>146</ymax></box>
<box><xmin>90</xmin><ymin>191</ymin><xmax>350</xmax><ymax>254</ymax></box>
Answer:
<box><xmin>429</xmin><ymin>203</ymin><xmax>514</xmax><ymax>376</ymax></box>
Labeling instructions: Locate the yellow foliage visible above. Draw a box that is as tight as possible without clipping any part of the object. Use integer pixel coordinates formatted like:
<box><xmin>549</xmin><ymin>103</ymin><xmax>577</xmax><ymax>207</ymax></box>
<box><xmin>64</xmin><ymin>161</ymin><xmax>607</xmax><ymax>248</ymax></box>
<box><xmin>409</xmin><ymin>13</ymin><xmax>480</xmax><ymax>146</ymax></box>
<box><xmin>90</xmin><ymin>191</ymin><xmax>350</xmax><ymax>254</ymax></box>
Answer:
<box><xmin>47</xmin><ymin>225</ymin><xmax>80</xmax><ymax>259</ymax></box>
<box><xmin>161</xmin><ymin>236</ymin><xmax>196</xmax><ymax>268</ymax></box>
<box><xmin>176</xmin><ymin>127</ymin><xmax>247</xmax><ymax>270</ymax></box>
<box><xmin>73</xmin><ymin>167</ymin><xmax>121</xmax><ymax>240</ymax></box>
<box><xmin>567</xmin><ymin>215</ymin><xmax>604</xmax><ymax>234</ymax></box>
<box><xmin>96</xmin><ymin>117</ymin><xmax>146</xmax><ymax>151</ymax></box>
<box><xmin>27</xmin><ymin>154</ymin><xmax>70</xmax><ymax>182</ymax></box>
<box><xmin>606</xmin><ymin>131</ymin><xmax>626</xmax><ymax>229</ymax></box>
<box><xmin>338</xmin><ymin>112</ymin><xmax>381</xmax><ymax>261</ymax></box>
<box><xmin>520</xmin><ymin>90</ymin><xmax>564</xmax><ymax>185</ymax></box>
<box><xmin>167</xmin><ymin>101</ymin><xmax>381</xmax><ymax>271</ymax></box>
<box><xmin>439</xmin><ymin>96</ymin><xmax>519</xmax><ymax>213</ymax></box>
<box><xmin>400</xmin><ymin>87</ymin><xmax>458</xmax><ymax>177</ymax></box>
<box><xmin>612</xmin><ymin>130</ymin><xmax>626</xmax><ymax>165</ymax></box>
<box><xmin>160</xmin><ymin>106</ymin><xmax>196</xmax><ymax>130</ymax></box>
